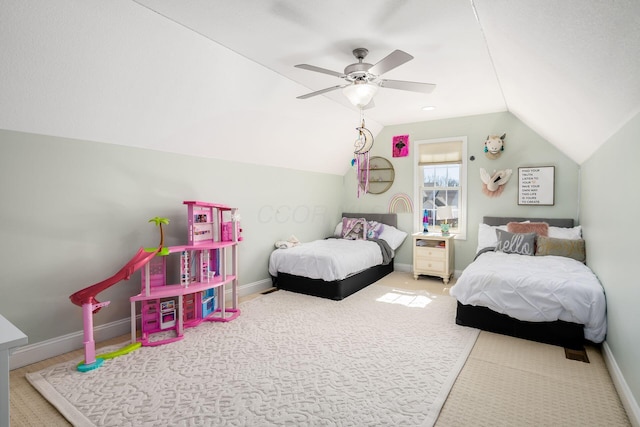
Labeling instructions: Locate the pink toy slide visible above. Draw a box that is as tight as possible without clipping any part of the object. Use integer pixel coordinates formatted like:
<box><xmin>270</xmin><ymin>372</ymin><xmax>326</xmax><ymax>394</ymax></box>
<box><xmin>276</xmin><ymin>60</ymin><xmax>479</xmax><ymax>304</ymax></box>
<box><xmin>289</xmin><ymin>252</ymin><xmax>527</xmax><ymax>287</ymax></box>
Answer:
<box><xmin>70</xmin><ymin>247</ymin><xmax>159</xmax><ymax>372</ymax></box>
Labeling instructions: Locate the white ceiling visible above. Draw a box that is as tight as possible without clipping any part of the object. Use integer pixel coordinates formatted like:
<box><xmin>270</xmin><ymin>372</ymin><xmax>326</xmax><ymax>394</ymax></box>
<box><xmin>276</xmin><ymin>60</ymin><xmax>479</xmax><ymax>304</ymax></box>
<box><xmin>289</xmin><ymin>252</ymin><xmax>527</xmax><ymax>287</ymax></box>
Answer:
<box><xmin>1</xmin><ymin>1</ymin><xmax>639</xmax><ymax>175</ymax></box>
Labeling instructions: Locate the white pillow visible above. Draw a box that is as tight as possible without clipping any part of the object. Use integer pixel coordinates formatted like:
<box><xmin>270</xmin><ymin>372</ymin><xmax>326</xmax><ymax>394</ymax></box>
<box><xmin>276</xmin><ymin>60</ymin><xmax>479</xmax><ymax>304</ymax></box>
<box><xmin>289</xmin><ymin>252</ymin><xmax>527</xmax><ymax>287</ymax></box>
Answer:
<box><xmin>378</xmin><ymin>224</ymin><xmax>408</xmax><ymax>250</ymax></box>
<box><xmin>548</xmin><ymin>225</ymin><xmax>582</xmax><ymax>240</ymax></box>
<box><xmin>476</xmin><ymin>223</ymin><xmax>507</xmax><ymax>253</ymax></box>
<box><xmin>334</xmin><ymin>222</ymin><xmax>343</xmax><ymax>237</ymax></box>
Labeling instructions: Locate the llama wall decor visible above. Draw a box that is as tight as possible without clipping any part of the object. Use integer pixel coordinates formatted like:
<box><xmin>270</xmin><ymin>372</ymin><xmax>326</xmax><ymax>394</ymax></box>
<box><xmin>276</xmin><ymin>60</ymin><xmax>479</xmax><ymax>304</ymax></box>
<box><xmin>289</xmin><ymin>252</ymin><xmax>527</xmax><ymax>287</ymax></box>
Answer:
<box><xmin>484</xmin><ymin>133</ymin><xmax>506</xmax><ymax>159</ymax></box>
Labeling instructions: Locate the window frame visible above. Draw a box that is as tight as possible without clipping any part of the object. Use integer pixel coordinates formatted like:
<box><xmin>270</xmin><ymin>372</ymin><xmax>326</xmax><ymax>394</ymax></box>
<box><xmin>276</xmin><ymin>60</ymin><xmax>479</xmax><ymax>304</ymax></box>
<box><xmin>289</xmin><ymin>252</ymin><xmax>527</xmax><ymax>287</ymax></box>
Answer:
<box><xmin>413</xmin><ymin>136</ymin><xmax>468</xmax><ymax>240</ymax></box>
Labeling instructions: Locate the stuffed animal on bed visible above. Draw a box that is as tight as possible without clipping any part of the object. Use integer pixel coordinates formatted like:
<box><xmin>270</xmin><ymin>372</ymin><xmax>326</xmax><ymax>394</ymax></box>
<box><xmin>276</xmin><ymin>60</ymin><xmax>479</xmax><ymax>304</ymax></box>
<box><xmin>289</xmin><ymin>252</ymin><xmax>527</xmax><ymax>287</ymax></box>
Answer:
<box><xmin>274</xmin><ymin>235</ymin><xmax>300</xmax><ymax>249</ymax></box>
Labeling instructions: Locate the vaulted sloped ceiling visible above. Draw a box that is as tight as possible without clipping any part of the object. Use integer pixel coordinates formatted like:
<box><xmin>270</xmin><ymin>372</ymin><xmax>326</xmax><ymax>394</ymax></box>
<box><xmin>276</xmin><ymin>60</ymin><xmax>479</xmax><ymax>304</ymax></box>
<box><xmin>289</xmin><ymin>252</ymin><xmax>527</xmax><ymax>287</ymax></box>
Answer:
<box><xmin>1</xmin><ymin>1</ymin><xmax>639</xmax><ymax>175</ymax></box>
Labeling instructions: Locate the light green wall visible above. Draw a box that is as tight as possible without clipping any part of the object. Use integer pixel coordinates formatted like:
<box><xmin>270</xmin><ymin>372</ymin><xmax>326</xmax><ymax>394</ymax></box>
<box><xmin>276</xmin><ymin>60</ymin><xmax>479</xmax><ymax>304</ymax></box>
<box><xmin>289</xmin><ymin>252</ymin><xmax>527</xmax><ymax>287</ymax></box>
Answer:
<box><xmin>581</xmin><ymin>112</ymin><xmax>640</xmax><ymax>406</ymax></box>
<box><xmin>0</xmin><ymin>129</ymin><xmax>342</xmax><ymax>344</ymax></box>
<box><xmin>343</xmin><ymin>111</ymin><xmax>580</xmax><ymax>269</ymax></box>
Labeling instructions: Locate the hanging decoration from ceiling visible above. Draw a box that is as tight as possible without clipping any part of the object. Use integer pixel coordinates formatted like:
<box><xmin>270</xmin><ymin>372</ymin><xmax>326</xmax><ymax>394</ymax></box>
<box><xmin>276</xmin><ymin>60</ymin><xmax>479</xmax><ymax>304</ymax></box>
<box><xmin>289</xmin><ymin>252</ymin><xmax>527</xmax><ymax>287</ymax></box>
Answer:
<box><xmin>484</xmin><ymin>133</ymin><xmax>506</xmax><ymax>159</ymax></box>
<box><xmin>353</xmin><ymin>115</ymin><xmax>374</xmax><ymax>198</ymax></box>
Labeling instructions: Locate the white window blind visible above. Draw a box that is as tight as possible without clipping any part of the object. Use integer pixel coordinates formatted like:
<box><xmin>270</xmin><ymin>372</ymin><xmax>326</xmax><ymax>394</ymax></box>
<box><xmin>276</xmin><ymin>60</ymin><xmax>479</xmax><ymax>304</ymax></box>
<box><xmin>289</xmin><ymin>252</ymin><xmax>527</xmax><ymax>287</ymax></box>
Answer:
<box><xmin>418</xmin><ymin>141</ymin><xmax>463</xmax><ymax>165</ymax></box>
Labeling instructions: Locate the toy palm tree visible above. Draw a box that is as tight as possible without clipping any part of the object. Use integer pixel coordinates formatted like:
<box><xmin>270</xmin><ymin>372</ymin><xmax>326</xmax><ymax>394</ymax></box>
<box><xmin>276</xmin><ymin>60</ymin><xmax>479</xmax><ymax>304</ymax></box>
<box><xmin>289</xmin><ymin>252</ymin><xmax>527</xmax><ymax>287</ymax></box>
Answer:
<box><xmin>148</xmin><ymin>217</ymin><xmax>170</xmax><ymax>255</ymax></box>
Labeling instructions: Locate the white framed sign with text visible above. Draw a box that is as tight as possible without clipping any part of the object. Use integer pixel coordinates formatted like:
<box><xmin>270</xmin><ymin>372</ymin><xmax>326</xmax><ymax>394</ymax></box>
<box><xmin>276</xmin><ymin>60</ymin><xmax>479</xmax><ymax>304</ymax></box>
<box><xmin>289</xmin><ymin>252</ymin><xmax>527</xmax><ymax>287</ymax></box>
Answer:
<box><xmin>518</xmin><ymin>166</ymin><xmax>555</xmax><ymax>205</ymax></box>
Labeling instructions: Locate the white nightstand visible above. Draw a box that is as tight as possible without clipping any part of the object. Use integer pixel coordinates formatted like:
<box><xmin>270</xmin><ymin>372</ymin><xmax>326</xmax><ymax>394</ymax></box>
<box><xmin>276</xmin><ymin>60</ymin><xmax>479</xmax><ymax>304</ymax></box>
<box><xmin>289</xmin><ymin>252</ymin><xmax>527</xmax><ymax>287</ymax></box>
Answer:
<box><xmin>412</xmin><ymin>233</ymin><xmax>455</xmax><ymax>284</ymax></box>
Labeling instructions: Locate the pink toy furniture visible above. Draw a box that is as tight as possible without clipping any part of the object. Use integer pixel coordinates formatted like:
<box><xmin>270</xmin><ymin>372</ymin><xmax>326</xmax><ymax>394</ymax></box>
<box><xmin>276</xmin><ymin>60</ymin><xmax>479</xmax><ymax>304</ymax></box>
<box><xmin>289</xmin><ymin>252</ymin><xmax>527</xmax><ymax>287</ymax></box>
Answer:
<box><xmin>130</xmin><ymin>201</ymin><xmax>241</xmax><ymax>347</ymax></box>
<box><xmin>70</xmin><ymin>200</ymin><xmax>242</xmax><ymax>371</ymax></box>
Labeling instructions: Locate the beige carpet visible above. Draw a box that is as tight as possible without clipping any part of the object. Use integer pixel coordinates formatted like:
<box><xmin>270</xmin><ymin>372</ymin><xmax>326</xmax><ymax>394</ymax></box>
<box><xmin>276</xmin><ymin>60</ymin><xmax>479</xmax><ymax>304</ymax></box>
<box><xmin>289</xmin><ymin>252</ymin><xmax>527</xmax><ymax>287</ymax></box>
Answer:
<box><xmin>11</xmin><ymin>272</ymin><xmax>632</xmax><ymax>426</ymax></box>
<box><xmin>374</xmin><ymin>273</ymin><xmax>631</xmax><ymax>426</ymax></box>
<box><xmin>25</xmin><ymin>283</ymin><xmax>479</xmax><ymax>426</ymax></box>
<box><xmin>438</xmin><ymin>332</ymin><xmax>630</xmax><ymax>426</ymax></box>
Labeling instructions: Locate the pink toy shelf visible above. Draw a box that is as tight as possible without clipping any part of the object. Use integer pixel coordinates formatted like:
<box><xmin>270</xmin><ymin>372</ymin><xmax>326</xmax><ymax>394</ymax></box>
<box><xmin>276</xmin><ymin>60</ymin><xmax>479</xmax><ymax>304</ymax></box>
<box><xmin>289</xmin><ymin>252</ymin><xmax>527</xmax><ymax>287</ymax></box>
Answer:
<box><xmin>130</xmin><ymin>201</ymin><xmax>242</xmax><ymax>347</ymax></box>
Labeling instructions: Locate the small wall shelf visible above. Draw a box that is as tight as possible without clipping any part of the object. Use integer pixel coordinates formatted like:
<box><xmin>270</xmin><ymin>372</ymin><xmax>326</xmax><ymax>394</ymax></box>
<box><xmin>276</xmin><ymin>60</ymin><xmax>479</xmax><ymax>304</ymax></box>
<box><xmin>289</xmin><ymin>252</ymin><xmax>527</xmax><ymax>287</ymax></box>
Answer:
<box><xmin>367</xmin><ymin>156</ymin><xmax>395</xmax><ymax>194</ymax></box>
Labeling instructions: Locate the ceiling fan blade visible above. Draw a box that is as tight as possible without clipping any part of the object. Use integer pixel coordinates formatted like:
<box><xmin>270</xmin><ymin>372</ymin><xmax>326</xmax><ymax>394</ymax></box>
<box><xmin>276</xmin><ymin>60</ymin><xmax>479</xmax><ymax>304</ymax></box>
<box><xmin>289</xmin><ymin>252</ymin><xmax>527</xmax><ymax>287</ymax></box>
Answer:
<box><xmin>295</xmin><ymin>64</ymin><xmax>345</xmax><ymax>78</ymax></box>
<box><xmin>379</xmin><ymin>79</ymin><xmax>436</xmax><ymax>94</ymax></box>
<box><xmin>296</xmin><ymin>85</ymin><xmax>346</xmax><ymax>99</ymax></box>
<box><xmin>367</xmin><ymin>50</ymin><xmax>413</xmax><ymax>76</ymax></box>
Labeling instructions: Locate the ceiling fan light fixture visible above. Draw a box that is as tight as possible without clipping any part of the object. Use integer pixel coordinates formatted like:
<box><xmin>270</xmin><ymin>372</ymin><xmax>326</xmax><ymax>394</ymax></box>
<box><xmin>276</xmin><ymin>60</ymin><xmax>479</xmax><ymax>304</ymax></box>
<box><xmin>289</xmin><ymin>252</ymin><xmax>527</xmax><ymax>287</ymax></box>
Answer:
<box><xmin>343</xmin><ymin>82</ymin><xmax>378</xmax><ymax>108</ymax></box>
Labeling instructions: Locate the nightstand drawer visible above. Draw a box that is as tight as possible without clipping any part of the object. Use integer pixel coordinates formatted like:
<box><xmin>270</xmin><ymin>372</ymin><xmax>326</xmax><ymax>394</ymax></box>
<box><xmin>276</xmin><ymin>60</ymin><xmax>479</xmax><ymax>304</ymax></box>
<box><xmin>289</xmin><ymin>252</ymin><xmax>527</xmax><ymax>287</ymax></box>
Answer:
<box><xmin>415</xmin><ymin>258</ymin><xmax>445</xmax><ymax>273</ymax></box>
<box><xmin>415</xmin><ymin>246</ymin><xmax>446</xmax><ymax>259</ymax></box>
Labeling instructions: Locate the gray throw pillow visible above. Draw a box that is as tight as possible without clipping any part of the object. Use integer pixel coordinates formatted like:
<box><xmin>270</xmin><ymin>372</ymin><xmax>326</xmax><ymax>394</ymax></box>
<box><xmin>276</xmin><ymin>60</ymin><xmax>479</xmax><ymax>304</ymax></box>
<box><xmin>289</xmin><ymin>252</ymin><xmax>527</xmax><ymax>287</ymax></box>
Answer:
<box><xmin>495</xmin><ymin>229</ymin><xmax>536</xmax><ymax>256</ymax></box>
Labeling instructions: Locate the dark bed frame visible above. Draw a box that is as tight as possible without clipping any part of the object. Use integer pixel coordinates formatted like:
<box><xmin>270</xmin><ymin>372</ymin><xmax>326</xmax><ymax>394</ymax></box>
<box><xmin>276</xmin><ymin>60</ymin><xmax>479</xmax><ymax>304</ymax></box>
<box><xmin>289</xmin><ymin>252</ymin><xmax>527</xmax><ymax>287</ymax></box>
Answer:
<box><xmin>274</xmin><ymin>212</ymin><xmax>397</xmax><ymax>301</ymax></box>
<box><xmin>455</xmin><ymin>216</ymin><xmax>588</xmax><ymax>350</ymax></box>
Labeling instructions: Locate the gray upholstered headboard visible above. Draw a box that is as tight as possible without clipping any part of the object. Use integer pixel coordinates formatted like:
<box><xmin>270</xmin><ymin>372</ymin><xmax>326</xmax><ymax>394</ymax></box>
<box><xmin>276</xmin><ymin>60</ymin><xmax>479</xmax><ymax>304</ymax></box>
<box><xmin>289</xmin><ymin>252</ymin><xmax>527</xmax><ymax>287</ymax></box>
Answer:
<box><xmin>483</xmin><ymin>216</ymin><xmax>574</xmax><ymax>228</ymax></box>
<box><xmin>342</xmin><ymin>212</ymin><xmax>397</xmax><ymax>228</ymax></box>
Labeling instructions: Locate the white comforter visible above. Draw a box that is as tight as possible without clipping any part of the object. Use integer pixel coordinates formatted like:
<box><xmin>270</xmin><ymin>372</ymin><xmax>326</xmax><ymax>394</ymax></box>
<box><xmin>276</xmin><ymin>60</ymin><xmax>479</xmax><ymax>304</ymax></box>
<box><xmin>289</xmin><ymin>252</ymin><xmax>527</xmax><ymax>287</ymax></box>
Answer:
<box><xmin>450</xmin><ymin>251</ymin><xmax>607</xmax><ymax>342</ymax></box>
<box><xmin>269</xmin><ymin>239</ymin><xmax>385</xmax><ymax>282</ymax></box>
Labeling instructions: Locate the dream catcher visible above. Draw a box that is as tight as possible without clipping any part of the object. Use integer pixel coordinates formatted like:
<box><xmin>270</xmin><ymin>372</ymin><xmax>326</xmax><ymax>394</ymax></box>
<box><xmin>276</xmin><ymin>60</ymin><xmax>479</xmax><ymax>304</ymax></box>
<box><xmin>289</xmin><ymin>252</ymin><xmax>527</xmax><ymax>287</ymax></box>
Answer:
<box><xmin>353</xmin><ymin>114</ymin><xmax>374</xmax><ymax>197</ymax></box>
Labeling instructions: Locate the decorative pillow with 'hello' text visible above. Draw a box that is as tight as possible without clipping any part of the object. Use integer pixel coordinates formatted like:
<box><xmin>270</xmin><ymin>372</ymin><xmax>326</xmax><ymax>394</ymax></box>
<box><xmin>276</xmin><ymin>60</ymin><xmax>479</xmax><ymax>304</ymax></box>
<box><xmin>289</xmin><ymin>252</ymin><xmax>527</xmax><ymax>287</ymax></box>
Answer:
<box><xmin>495</xmin><ymin>229</ymin><xmax>536</xmax><ymax>256</ymax></box>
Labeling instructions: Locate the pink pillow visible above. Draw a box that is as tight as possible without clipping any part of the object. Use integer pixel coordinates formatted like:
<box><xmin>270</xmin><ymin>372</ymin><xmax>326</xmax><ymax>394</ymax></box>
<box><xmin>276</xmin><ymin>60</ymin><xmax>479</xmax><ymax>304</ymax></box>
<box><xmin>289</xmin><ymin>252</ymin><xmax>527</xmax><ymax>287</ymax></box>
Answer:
<box><xmin>507</xmin><ymin>221</ymin><xmax>549</xmax><ymax>237</ymax></box>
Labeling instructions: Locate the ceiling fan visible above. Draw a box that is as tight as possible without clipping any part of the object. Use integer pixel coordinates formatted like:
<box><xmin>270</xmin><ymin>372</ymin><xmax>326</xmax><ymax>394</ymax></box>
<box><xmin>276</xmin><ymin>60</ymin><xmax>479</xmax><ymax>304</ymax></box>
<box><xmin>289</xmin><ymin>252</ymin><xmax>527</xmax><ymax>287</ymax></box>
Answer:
<box><xmin>295</xmin><ymin>48</ymin><xmax>436</xmax><ymax>109</ymax></box>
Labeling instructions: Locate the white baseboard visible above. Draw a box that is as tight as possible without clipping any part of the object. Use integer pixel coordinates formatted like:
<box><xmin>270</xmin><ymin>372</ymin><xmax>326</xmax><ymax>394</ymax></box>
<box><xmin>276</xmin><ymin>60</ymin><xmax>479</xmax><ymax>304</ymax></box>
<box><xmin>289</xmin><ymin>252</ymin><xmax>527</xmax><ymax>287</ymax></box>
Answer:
<box><xmin>9</xmin><ymin>318</ymin><xmax>132</xmax><ymax>370</ymax></box>
<box><xmin>238</xmin><ymin>278</ymin><xmax>273</xmax><ymax>296</ymax></box>
<box><xmin>394</xmin><ymin>262</ymin><xmax>412</xmax><ymax>273</ymax></box>
<box><xmin>400</xmin><ymin>263</ymin><xmax>462</xmax><ymax>280</ymax></box>
<box><xmin>10</xmin><ymin>279</ymin><xmax>273</xmax><ymax>370</ymax></box>
<box><xmin>603</xmin><ymin>341</ymin><xmax>640</xmax><ymax>427</ymax></box>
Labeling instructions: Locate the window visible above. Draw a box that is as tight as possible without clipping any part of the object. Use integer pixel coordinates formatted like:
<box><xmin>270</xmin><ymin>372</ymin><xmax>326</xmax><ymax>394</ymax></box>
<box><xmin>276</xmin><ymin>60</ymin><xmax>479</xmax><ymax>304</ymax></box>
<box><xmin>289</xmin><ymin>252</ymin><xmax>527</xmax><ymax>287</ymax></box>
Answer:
<box><xmin>414</xmin><ymin>137</ymin><xmax>467</xmax><ymax>239</ymax></box>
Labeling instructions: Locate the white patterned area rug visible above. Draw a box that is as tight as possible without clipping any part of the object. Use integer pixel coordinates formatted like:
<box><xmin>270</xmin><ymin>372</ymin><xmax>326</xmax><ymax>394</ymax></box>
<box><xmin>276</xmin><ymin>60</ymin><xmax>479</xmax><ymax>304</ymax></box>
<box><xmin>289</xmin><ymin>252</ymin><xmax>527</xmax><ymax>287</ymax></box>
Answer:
<box><xmin>27</xmin><ymin>285</ymin><xmax>479</xmax><ymax>426</ymax></box>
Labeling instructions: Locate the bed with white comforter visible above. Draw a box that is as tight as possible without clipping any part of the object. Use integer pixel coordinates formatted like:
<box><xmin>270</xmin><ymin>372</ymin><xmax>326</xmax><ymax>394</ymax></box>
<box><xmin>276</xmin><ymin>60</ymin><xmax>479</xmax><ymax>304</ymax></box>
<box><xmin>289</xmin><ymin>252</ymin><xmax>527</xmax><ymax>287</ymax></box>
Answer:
<box><xmin>451</xmin><ymin>216</ymin><xmax>607</xmax><ymax>348</ymax></box>
<box><xmin>450</xmin><ymin>250</ymin><xmax>607</xmax><ymax>342</ymax></box>
<box><xmin>269</xmin><ymin>238</ymin><xmax>386</xmax><ymax>282</ymax></box>
<box><xmin>270</xmin><ymin>212</ymin><xmax>405</xmax><ymax>301</ymax></box>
